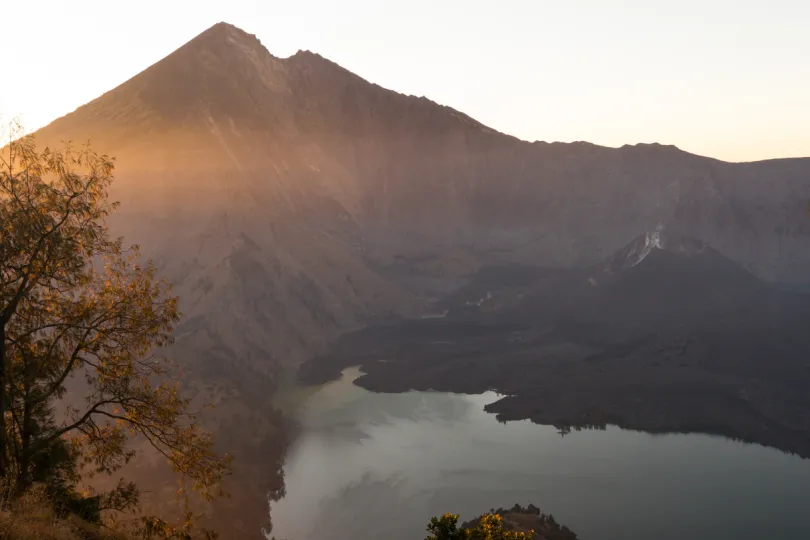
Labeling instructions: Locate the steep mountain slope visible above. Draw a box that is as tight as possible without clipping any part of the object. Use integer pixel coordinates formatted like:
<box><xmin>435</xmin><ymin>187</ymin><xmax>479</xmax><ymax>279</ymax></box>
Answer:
<box><xmin>30</xmin><ymin>21</ymin><xmax>810</xmax><ymax>535</ymax></box>
<box><xmin>555</xmin><ymin>229</ymin><xmax>771</xmax><ymax>332</ymax></box>
<box><xmin>36</xmin><ymin>22</ymin><xmax>810</xmax><ymax>380</ymax></box>
<box><xmin>38</xmin><ymin>23</ymin><xmax>810</xmax><ymax>285</ymax></box>
<box><xmin>39</xmin><ymin>23</ymin><xmax>425</xmax><ymax>375</ymax></box>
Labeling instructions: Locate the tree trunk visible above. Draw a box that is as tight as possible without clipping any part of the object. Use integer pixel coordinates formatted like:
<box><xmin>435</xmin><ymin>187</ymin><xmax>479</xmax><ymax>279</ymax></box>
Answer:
<box><xmin>17</xmin><ymin>397</ymin><xmax>31</xmax><ymax>491</ymax></box>
<box><xmin>0</xmin><ymin>323</ymin><xmax>6</xmax><ymax>478</ymax></box>
<box><xmin>17</xmin><ymin>361</ymin><xmax>33</xmax><ymax>491</ymax></box>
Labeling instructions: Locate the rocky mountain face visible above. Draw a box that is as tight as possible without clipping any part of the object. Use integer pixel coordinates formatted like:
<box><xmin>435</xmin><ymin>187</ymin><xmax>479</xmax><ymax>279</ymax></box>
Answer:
<box><xmin>37</xmin><ymin>23</ymin><xmax>810</xmax><ymax>367</ymax></box>
<box><xmin>32</xmin><ymin>21</ymin><xmax>810</xmax><ymax>536</ymax></box>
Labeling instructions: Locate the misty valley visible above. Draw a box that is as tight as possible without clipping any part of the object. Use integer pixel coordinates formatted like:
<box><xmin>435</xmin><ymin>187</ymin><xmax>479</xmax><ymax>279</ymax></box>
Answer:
<box><xmin>3</xmin><ymin>16</ymin><xmax>810</xmax><ymax>540</ymax></box>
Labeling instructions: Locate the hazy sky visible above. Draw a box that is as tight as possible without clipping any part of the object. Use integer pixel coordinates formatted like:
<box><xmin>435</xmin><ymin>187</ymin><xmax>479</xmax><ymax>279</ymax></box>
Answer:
<box><xmin>4</xmin><ymin>0</ymin><xmax>808</xmax><ymax>162</ymax></box>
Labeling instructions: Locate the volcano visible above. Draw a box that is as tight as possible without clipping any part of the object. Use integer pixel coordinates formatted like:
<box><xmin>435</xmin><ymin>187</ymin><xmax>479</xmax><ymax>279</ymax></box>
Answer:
<box><xmin>573</xmin><ymin>229</ymin><xmax>770</xmax><ymax>331</ymax></box>
<box><xmin>33</xmin><ymin>22</ymin><xmax>810</xmax><ymax>376</ymax></box>
<box><xmin>300</xmin><ymin>230</ymin><xmax>810</xmax><ymax>463</ymax></box>
<box><xmin>28</xmin><ymin>21</ymin><xmax>810</xmax><ymax>536</ymax></box>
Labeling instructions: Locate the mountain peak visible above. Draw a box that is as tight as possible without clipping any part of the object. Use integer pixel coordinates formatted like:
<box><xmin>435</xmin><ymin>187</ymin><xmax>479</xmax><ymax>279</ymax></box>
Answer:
<box><xmin>161</xmin><ymin>21</ymin><xmax>276</xmax><ymax>78</ymax></box>
<box><xmin>620</xmin><ymin>142</ymin><xmax>682</xmax><ymax>152</ymax></box>
<box><xmin>40</xmin><ymin>21</ymin><xmax>290</xmax><ymax>136</ymax></box>
<box><xmin>602</xmin><ymin>228</ymin><xmax>711</xmax><ymax>273</ymax></box>
<box><xmin>186</xmin><ymin>22</ymin><xmax>265</xmax><ymax>54</ymax></box>
<box><xmin>580</xmin><ymin>229</ymin><xmax>765</xmax><ymax>331</ymax></box>
<box><xmin>203</xmin><ymin>21</ymin><xmax>245</xmax><ymax>33</ymax></box>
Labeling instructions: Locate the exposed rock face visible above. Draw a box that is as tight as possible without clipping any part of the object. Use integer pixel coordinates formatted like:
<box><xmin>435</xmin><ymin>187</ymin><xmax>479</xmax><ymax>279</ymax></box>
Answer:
<box><xmin>31</xmin><ymin>21</ymin><xmax>810</xmax><ymax>535</ymax></box>
<box><xmin>600</xmin><ymin>226</ymin><xmax>712</xmax><ymax>271</ymax></box>
<box><xmin>36</xmin><ymin>23</ymin><xmax>810</xmax><ymax>374</ymax></box>
<box><xmin>36</xmin><ymin>23</ymin><xmax>810</xmax><ymax>373</ymax></box>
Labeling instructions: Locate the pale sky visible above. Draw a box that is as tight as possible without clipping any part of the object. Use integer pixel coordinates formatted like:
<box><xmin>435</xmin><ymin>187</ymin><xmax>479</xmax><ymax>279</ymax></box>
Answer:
<box><xmin>4</xmin><ymin>0</ymin><xmax>809</xmax><ymax>162</ymax></box>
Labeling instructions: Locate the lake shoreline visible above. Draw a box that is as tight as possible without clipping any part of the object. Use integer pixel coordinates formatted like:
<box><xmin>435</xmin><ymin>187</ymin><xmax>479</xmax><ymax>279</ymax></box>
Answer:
<box><xmin>273</xmin><ymin>365</ymin><xmax>810</xmax><ymax>540</ymax></box>
<box><xmin>299</xmin><ymin>319</ymin><xmax>810</xmax><ymax>460</ymax></box>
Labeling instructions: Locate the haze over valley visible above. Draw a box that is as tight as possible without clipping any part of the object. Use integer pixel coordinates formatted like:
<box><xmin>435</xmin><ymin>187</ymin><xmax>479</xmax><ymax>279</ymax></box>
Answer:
<box><xmin>5</xmin><ymin>14</ymin><xmax>810</xmax><ymax>540</ymax></box>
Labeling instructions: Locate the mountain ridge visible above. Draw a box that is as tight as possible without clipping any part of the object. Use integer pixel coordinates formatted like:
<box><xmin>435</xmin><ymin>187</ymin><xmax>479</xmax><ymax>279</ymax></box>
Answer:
<box><xmin>30</xmin><ymin>19</ymin><xmax>810</xmax><ymax>386</ymax></box>
<box><xmin>24</xmin><ymin>22</ymin><xmax>810</xmax><ymax>536</ymax></box>
<box><xmin>36</xmin><ymin>22</ymin><xmax>810</xmax><ymax>165</ymax></box>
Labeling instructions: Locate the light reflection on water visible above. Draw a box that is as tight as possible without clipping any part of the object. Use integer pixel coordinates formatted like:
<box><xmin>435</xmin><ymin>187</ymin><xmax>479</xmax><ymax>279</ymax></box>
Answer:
<box><xmin>270</xmin><ymin>368</ymin><xmax>810</xmax><ymax>540</ymax></box>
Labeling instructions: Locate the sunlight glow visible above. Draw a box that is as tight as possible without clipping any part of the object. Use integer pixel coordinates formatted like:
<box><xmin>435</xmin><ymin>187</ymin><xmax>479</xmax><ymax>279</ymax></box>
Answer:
<box><xmin>3</xmin><ymin>0</ymin><xmax>809</xmax><ymax>162</ymax></box>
